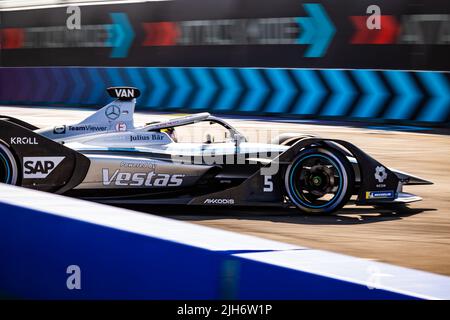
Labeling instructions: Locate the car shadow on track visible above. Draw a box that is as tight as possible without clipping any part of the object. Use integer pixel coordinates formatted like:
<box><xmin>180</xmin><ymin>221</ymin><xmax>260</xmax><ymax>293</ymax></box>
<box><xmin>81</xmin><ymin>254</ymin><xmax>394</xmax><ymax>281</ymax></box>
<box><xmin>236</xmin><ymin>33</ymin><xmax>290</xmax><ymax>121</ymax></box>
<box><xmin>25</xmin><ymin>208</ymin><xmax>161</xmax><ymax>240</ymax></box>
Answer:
<box><xmin>117</xmin><ymin>204</ymin><xmax>436</xmax><ymax>226</ymax></box>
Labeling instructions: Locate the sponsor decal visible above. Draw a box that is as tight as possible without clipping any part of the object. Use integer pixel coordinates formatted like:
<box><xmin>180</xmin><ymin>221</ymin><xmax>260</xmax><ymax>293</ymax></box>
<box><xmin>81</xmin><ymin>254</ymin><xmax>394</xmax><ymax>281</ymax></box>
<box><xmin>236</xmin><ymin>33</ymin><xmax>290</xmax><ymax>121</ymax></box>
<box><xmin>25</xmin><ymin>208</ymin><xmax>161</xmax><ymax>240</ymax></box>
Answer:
<box><xmin>114</xmin><ymin>88</ymin><xmax>135</xmax><ymax>98</ymax></box>
<box><xmin>204</xmin><ymin>198</ymin><xmax>235</xmax><ymax>205</ymax></box>
<box><xmin>102</xmin><ymin>169</ymin><xmax>184</xmax><ymax>187</ymax></box>
<box><xmin>130</xmin><ymin>134</ymin><xmax>164</xmax><ymax>142</ymax></box>
<box><xmin>67</xmin><ymin>125</ymin><xmax>108</xmax><ymax>132</ymax></box>
<box><xmin>105</xmin><ymin>105</ymin><xmax>120</xmax><ymax>120</ymax></box>
<box><xmin>120</xmin><ymin>161</ymin><xmax>156</xmax><ymax>170</ymax></box>
<box><xmin>115</xmin><ymin>122</ymin><xmax>127</xmax><ymax>132</ymax></box>
<box><xmin>10</xmin><ymin>137</ymin><xmax>38</xmax><ymax>145</ymax></box>
<box><xmin>374</xmin><ymin>166</ymin><xmax>388</xmax><ymax>183</ymax></box>
<box><xmin>366</xmin><ymin>190</ymin><xmax>395</xmax><ymax>200</ymax></box>
<box><xmin>53</xmin><ymin>125</ymin><xmax>66</xmax><ymax>134</ymax></box>
<box><xmin>23</xmin><ymin>156</ymin><xmax>65</xmax><ymax>179</ymax></box>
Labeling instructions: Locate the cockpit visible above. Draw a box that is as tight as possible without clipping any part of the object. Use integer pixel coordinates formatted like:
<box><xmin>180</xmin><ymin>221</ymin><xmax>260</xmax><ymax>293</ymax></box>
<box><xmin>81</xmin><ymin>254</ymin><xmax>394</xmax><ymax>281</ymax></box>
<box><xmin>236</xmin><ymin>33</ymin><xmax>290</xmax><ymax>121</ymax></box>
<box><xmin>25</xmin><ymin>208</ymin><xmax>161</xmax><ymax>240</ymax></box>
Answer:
<box><xmin>142</xmin><ymin>113</ymin><xmax>247</xmax><ymax>145</ymax></box>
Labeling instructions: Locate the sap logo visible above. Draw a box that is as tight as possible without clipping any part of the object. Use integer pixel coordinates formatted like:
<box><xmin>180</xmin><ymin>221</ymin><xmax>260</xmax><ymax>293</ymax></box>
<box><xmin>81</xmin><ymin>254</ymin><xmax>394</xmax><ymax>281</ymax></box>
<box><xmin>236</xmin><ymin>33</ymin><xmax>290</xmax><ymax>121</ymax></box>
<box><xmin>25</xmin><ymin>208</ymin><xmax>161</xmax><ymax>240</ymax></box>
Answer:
<box><xmin>11</xmin><ymin>137</ymin><xmax>38</xmax><ymax>145</ymax></box>
<box><xmin>53</xmin><ymin>125</ymin><xmax>66</xmax><ymax>134</ymax></box>
<box><xmin>102</xmin><ymin>169</ymin><xmax>184</xmax><ymax>187</ymax></box>
<box><xmin>115</xmin><ymin>88</ymin><xmax>135</xmax><ymax>98</ymax></box>
<box><xmin>23</xmin><ymin>156</ymin><xmax>65</xmax><ymax>179</ymax></box>
<box><xmin>204</xmin><ymin>198</ymin><xmax>235</xmax><ymax>205</ymax></box>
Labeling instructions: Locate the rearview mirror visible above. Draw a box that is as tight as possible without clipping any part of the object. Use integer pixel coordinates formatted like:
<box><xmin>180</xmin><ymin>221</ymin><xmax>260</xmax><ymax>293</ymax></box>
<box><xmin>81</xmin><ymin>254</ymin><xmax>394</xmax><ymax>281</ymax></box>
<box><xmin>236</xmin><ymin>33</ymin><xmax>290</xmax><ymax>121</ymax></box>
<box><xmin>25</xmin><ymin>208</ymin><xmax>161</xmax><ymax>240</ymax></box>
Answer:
<box><xmin>234</xmin><ymin>134</ymin><xmax>245</xmax><ymax>148</ymax></box>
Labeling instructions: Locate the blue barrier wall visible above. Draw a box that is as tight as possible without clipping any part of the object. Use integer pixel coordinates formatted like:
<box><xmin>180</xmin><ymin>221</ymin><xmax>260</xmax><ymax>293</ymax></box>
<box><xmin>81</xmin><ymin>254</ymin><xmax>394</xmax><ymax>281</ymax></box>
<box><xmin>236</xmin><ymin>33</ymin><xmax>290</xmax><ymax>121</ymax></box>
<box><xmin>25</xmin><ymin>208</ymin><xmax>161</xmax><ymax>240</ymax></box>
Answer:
<box><xmin>0</xmin><ymin>67</ymin><xmax>449</xmax><ymax>125</ymax></box>
<box><xmin>2</xmin><ymin>184</ymin><xmax>450</xmax><ymax>299</ymax></box>
<box><xmin>0</xmin><ymin>202</ymin><xmax>409</xmax><ymax>299</ymax></box>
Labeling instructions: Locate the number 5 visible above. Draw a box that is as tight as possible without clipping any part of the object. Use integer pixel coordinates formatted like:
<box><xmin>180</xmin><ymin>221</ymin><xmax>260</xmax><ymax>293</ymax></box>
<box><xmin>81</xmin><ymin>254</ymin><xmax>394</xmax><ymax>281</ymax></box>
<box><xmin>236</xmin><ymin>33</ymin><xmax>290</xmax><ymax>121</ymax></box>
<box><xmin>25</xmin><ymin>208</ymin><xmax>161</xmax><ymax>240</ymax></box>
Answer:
<box><xmin>263</xmin><ymin>175</ymin><xmax>273</xmax><ymax>192</ymax></box>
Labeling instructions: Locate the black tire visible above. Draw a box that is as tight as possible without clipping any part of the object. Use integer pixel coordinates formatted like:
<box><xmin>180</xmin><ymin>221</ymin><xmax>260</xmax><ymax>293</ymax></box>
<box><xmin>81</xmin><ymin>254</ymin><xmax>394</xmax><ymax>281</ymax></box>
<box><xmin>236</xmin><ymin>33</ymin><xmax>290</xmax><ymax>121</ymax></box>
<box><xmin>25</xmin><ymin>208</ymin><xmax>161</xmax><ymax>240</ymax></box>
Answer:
<box><xmin>0</xmin><ymin>141</ymin><xmax>19</xmax><ymax>185</ymax></box>
<box><xmin>284</xmin><ymin>147</ymin><xmax>354</xmax><ymax>214</ymax></box>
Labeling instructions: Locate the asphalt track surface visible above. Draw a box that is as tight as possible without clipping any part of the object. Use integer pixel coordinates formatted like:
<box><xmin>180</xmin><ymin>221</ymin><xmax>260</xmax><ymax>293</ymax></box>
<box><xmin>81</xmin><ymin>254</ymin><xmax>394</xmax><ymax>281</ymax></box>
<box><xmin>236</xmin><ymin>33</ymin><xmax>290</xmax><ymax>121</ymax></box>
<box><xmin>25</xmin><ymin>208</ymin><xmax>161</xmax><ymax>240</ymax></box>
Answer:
<box><xmin>2</xmin><ymin>106</ymin><xmax>450</xmax><ymax>276</ymax></box>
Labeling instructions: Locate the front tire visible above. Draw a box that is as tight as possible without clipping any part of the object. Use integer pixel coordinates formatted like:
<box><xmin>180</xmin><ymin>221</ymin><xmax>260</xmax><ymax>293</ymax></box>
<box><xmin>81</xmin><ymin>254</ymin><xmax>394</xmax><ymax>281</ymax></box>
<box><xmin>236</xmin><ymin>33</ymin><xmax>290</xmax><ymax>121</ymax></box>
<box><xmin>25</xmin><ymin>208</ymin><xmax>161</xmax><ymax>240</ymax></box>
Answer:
<box><xmin>284</xmin><ymin>147</ymin><xmax>354</xmax><ymax>214</ymax></box>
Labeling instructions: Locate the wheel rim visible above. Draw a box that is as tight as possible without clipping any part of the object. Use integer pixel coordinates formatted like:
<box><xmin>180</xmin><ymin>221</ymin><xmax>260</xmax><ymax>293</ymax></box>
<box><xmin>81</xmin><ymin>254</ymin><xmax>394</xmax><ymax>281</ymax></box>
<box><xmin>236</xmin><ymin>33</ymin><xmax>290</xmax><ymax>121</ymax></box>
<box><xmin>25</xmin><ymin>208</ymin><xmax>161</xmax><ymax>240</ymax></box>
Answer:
<box><xmin>288</xmin><ymin>153</ymin><xmax>344</xmax><ymax>209</ymax></box>
<box><xmin>0</xmin><ymin>144</ymin><xmax>18</xmax><ymax>185</ymax></box>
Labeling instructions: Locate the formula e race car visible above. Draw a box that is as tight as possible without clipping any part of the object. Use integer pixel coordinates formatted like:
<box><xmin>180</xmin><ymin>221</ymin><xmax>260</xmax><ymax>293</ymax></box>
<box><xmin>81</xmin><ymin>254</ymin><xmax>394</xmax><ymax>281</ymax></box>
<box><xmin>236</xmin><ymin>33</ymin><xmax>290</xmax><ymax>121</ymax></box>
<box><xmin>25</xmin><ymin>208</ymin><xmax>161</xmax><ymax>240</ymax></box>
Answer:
<box><xmin>0</xmin><ymin>87</ymin><xmax>432</xmax><ymax>214</ymax></box>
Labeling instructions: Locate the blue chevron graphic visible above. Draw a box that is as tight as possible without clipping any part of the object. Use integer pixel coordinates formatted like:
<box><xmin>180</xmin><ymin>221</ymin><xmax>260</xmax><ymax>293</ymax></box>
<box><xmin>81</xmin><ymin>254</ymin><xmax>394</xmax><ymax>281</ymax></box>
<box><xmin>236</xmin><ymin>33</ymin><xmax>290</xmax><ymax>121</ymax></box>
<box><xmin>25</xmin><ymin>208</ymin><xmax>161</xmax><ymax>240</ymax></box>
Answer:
<box><xmin>108</xmin><ymin>13</ymin><xmax>135</xmax><ymax>58</ymax></box>
<box><xmin>297</xmin><ymin>18</ymin><xmax>314</xmax><ymax>44</ymax></box>
<box><xmin>21</xmin><ymin>68</ymin><xmax>34</xmax><ymax>103</ymax></box>
<box><xmin>351</xmin><ymin>70</ymin><xmax>388</xmax><ymax>118</ymax></box>
<box><xmin>33</xmin><ymin>68</ymin><xmax>50</xmax><ymax>103</ymax></box>
<box><xmin>87</xmin><ymin>68</ymin><xmax>105</xmax><ymax>104</ymax></box>
<box><xmin>145</xmin><ymin>68</ymin><xmax>169</xmax><ymax>108</ymax></box>
<box><xmin>62</xmin><ymin>69</ymin><xmax>75</xmax><ymax>105</ymax></box>
<box><xmin>167</xmin><ymin>68</ymin><xmax>192</xmax><ymax>109</ymax></box>
<box><xmin>125</xmin><ymin>68</ymin><xmax>147</xmax><ymax>105</ymax></box>
<box><xmin>105</xmin><ymin>67</ymin><xmax>125</xmax><ymax>87</ymax></box>
<box><xmin>291</xmin><ymin>69</ymin><xmax>325</xmax><ymax>115</ymax></box>
<box><xmin>297</xmin><ymin>4</ymin><xmax>336</xmax><ymax>58</ymax></box>
<box><xmin>30</xmin><ymin>68</ymin><xmax>46</xmax><ymax>102</ymax></box>
<box><xmin>265</xmin><ymin>69</ymin><xmax>296</xmax><ymax>113</ymax></box>
<box><xmin>321</xmin><ymin>70</ymin><xmax>356</xmax><ymax>116</ymax></box>
<box><xmin>78</xmin><ymin>68</ymin><xmax>92</xmax><ymax>103</ymax></box>
<box><xmin>30</xmin><ymin>68</ymin><xmax>41</xmax><ymax>103</ymax></box>
<box><xmin>14</xmin><ymin>68</ymin><xmax>29</xmax><ymax>103</ymax></box>
<box><xmin>25</xmin><ymin>68</ymin><xmax>37</xmax><ymax>103</ymax></box>
<box><xmin>68</xmin><ymin>68</ymin><xmax>85</xmax><ymax>104</ymax></box>
<box><xmin>384</xmin><ymin>71</ymin><xmax>420</xmax><ymax>120</ymax></box>
<box><xmin>214</xmin><ymin>68</ymin><xmax>241</xmax><ymax>111</ymax></box>
<box><xmin>239</xmin><ymin>68</ymin><xmax>268</xmax><ymax>112</ymax></box>
<box><xmin>50</xmin><ymin>68</ymin><xmax>67</xmax><ymax>103</ymax></box>
<box><xmin>417</xmin><ymin>72</ymin><xmax>450</xmax><ymax>122</ymax></box>
<box><xmin>191</xmin><ymin>68</ymin><xmax>217</xmax><ymax>109</ymax></box>
<box><xmin>1</xmin><ymin>67</ymin><xmax>448</xmax><ymax>126</ymax></box>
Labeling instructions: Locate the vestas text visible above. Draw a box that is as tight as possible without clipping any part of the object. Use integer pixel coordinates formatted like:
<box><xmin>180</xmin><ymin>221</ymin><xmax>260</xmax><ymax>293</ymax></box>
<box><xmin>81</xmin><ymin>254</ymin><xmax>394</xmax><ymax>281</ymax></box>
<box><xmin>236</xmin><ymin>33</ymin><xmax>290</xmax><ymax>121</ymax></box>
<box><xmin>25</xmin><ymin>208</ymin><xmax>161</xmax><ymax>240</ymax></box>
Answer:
<box><xmin>102</xmin><ymin>169</ymin><xmax>184</xmax><ymax>187</ymax></box>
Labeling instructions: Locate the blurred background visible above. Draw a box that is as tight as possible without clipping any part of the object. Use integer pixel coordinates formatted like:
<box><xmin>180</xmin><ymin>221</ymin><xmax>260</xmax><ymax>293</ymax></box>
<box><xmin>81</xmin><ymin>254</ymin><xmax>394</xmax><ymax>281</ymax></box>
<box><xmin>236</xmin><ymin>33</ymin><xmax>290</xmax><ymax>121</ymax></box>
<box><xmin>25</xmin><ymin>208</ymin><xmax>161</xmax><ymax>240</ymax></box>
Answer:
<box><xmin>0</xmin><ymin>0</ymin><xmax>449</xmax><ymax>126</ymax></box>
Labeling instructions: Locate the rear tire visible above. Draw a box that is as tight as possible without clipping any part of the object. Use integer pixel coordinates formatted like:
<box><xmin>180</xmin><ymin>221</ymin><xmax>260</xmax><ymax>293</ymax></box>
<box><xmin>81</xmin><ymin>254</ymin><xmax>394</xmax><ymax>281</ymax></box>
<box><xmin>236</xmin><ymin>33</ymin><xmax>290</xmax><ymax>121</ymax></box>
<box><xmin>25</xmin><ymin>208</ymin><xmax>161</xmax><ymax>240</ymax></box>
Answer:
<box><xmin>0</xmin><ymin>142</ymin><xmax>19</xmax><ymax>185</ymax></box>
<box><xmin>284</xmin><ymin>147</ymin><xmax>354</xmax><ymax>214</ymax></box>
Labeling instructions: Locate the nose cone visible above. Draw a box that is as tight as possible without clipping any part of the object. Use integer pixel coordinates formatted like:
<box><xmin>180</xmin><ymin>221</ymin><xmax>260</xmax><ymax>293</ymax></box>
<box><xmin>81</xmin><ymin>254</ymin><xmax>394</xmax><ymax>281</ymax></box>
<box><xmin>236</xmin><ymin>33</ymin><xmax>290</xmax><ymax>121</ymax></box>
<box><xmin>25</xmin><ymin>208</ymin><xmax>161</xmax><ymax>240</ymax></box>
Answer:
<box><xmin>390</xmin><ymin>168</ymin><xmax>433</xmax><ymax>185</ymax></box>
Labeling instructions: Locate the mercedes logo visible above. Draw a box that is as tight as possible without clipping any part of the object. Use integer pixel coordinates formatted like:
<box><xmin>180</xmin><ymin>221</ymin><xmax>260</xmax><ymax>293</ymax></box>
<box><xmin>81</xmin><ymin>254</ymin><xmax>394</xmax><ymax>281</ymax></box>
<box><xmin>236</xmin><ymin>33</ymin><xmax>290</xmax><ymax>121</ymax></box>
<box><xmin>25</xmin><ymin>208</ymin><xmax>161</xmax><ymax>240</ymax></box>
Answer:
<box><xmin>105</xmin><ymin>105</ymin><xmax>120</xmax><ymax>120</ymax></box>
